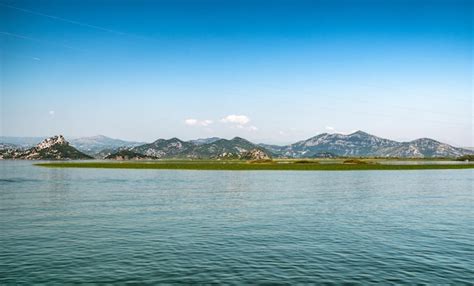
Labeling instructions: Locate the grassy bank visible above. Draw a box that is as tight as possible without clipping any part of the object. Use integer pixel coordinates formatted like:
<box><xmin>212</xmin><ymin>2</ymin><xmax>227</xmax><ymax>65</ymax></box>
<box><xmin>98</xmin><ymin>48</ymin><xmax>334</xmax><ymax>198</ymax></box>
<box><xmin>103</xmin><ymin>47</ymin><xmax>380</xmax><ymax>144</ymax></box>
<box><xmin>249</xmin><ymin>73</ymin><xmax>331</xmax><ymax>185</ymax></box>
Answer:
<box><xmin>35</xmin><ymin>160</ymin><xmax>474</xmax><ymax>171</ymax></box>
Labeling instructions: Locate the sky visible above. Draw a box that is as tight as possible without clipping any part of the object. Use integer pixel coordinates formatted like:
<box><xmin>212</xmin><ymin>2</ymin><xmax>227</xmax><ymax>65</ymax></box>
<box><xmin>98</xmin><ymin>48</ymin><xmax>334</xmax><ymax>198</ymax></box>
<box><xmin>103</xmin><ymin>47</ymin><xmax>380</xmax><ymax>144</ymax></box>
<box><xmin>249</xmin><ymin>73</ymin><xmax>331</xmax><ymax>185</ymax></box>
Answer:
<box><xmin>1</xmin><ymin>0</ymin><xmax>472</xmax><ymax>146</ymax></box>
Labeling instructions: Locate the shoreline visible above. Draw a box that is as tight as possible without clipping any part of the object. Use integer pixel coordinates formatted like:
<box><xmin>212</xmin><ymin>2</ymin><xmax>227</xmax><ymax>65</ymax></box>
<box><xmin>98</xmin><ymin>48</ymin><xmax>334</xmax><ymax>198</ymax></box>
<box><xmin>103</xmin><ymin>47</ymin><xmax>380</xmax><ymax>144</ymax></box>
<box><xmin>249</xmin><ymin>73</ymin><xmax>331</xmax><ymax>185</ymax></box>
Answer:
<box><xmin>34</xmin><ymin>161</ymin><xmax>474</xmax><ymax>171</ymax></box>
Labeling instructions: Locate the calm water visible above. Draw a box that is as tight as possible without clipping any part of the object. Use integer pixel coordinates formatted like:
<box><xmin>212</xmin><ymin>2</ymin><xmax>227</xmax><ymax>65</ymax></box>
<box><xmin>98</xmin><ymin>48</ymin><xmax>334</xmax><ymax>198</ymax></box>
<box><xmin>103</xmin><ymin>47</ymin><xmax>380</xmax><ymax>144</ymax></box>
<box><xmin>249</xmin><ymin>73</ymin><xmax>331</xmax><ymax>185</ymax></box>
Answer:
<box><xmin>0</xmin><ymin>161</ymin><xmax>472</xmax><ymax>284</ymax></box>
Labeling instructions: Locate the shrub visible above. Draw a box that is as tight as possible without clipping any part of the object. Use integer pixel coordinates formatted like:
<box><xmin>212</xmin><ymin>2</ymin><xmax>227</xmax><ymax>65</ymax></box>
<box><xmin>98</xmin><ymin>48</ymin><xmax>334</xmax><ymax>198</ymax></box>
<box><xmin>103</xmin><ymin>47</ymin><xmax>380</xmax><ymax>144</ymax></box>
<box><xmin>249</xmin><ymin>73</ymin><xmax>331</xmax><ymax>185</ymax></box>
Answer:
<box><xmin>293</xmin><ymin>160</ymin><xmax>319</xmax><ymax>164</ymax></box>
<box><xmin>248</xmin><ymin>159</ymin><xmax>274</xmax><ymax>164</ymax></box>
<box><xmin>343</xmin><ymin>159</ymin><xmax>368</xmax><ymax>164</ymax></box>
<box><xmin>456</xmin><ymin>155</ymin><xmax>474</xmax><ymax>161</ymax></box>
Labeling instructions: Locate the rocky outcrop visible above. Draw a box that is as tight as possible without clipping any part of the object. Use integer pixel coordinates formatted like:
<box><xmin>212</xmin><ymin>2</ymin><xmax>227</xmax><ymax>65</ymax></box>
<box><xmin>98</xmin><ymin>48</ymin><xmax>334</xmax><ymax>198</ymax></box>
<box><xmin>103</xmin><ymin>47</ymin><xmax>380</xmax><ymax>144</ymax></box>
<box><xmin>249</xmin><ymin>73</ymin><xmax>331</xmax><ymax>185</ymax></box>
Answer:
<box><xmin>36</xmin><ymin>135</ymin><xmax>67</xmax><ymax>150</ymax></box>
<box><xmin>241</xmin><ymin>149</ymin><xmax>272</xmax><ymax>160</ymax></box>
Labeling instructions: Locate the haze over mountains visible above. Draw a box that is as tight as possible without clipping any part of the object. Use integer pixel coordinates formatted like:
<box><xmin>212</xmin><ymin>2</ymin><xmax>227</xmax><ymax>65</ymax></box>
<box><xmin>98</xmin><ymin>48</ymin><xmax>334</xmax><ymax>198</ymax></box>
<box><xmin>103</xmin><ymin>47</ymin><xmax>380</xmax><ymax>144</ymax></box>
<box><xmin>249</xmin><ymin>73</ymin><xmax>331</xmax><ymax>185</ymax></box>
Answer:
<box><xmin>69</xmin><ymin>135</ymin><xmax>145</xmax><ymax>155</ymax></box>
<box><xmin>0</xmin><ymin>131</ymin><xmax>472</xmax><ymax>160</ymax></box>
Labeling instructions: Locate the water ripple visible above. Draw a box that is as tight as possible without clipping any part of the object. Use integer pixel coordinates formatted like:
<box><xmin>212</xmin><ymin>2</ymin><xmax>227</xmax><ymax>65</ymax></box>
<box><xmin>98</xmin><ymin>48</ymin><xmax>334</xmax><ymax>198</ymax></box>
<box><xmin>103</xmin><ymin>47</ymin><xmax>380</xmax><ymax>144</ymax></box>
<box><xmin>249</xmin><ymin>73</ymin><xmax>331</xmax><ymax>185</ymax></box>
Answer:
<box><xmin>0</xmin><ymin>162</ymin><xmax>472</xmax><ymax>284</ymax></box>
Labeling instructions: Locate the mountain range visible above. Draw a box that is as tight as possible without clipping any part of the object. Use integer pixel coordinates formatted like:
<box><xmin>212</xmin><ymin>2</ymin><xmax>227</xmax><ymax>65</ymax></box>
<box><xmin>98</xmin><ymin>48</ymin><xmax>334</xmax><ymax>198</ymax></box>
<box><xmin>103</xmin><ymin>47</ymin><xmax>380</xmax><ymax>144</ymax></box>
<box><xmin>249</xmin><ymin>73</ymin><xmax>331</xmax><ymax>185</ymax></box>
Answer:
<box><xmin>263</xmin><ymin>131</ymin><xmax>470</xmax><ymax>158</ymax></box>
<box><xmin>0</xmin><ymin>131</ymin><xmax>472</xmax><ymax>160</ymax></box>
<box><xmin>129</xmin><ymin>137</ymin><xmax>271</xmax><ymax>160</ymax></box>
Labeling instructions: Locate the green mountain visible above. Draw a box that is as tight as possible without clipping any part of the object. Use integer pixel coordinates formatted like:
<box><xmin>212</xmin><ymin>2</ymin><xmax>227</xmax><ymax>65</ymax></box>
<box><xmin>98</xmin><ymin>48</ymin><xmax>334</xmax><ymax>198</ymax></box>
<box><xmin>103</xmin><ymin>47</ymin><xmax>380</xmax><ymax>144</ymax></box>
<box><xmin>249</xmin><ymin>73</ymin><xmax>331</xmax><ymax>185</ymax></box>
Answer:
<box><xmin>186</xmin><ymin>137</ymin><xmax>270</xmax><ymax>159</ymax></box>
<box><xmin>127</xmin><ymin>136</ymin><xmax>272</xmax><ymax>159</ymax></box>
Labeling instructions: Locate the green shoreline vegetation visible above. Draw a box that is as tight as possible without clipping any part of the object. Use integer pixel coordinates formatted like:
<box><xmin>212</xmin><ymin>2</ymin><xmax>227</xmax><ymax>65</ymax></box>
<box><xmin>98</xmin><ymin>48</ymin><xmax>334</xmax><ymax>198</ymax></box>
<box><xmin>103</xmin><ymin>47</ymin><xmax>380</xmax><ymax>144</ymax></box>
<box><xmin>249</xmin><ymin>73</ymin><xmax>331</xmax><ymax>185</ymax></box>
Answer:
<box><xmin>35</xmin><ymin>159</ymin><xmax>474</xmax><ymax>171</ymax></box>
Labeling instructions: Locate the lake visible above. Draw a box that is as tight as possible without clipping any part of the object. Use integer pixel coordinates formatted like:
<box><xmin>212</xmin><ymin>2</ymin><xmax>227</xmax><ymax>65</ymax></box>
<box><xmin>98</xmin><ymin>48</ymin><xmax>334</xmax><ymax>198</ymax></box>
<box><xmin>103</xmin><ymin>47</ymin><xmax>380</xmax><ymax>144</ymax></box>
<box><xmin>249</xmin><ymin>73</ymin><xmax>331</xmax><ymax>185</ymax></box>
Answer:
<box><xmin>0</xmin><ymin>161</ymin><xmax>472</xmax><ymax>284</ymax></box>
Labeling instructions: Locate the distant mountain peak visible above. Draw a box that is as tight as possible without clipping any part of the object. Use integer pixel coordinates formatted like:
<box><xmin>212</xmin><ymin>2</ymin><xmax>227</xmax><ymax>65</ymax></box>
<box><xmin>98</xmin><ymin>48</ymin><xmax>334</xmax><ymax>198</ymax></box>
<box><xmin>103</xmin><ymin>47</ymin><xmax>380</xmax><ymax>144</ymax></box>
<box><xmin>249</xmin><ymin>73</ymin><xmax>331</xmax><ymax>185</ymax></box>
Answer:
<box><xmin>410</xmin><ymin>138</ymin><xmax>440</xmax><ymax>144</ymax></box>
<box><xmin>350</xmin><ymin>130</ymin><xmax>370</xmax><ymax>136</ymax></box>
<box><xmin>231</xmin><ymin>136</ymin><xmax>250</xmax><ymax>143</ymax></box>
<box><xmin>150</xmin><ymin>137</ymin><xmax>184</xmax><ymax>145</ymax></box>
<box><xmin>169</xmin><ymin>137</ymin><xmax>183</xmax><ymax>142</ymax></box>
<box><xmin>189</xmin><ymin>137</ymin><xmax>221</xmax><ymax>145</ymax></box>
<box><xmin>89</xmin><ymin>135</ymin><xmax>109</xmax><ymax>140</ymax></box>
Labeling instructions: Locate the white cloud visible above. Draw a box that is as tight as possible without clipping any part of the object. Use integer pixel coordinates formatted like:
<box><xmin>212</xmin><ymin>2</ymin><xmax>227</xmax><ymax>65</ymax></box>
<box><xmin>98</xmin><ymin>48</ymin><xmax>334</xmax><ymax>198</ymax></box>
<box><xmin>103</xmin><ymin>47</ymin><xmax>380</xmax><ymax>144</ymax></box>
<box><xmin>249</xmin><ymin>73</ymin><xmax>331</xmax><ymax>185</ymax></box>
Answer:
<box><xmin>185</xmin><ymin>119</ymin><xmax>198</xmax><ymax>126</ymax></box>
<box><xmin>200</xmin><ymin>120</ymin><xmax>213</xmax><ymax>126</ymax></box>
<box><xmin>49</xmin><ymin>110</ymin><xmax>55</xmax><ymax>116</ymax></box>
<box><xmin>185</xmin><ymin>118</ymin><xmax>213</xmax><ymax>127</ymax></box>
<box><xmin>221</xmin><ymin>115</ymin><xmax>258</xmax><ymax>131</ymax></box>
<box><xmin>221</xmin><ymin>114</ymin><xmax>250</xmax><ymax>125</ymax></box>
<box><xmin>186</xmin><ymin>115</ymin><xmax>257</xmax><ymax>132</ymax></box>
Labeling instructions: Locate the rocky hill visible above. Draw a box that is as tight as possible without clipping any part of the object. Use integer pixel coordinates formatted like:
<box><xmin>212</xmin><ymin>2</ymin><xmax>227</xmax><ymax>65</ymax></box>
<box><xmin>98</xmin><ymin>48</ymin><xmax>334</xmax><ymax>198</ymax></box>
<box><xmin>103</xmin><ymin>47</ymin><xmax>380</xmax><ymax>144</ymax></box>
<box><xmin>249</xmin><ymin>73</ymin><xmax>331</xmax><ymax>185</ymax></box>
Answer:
<box><xmin>379</xmin><ymin>138</ymin><xmax>469</xmax><ymax>158</ymax></box>
<box><xmin>274</xmin><ymin>131</ymin><xmax>399</xmax><ymax>157</ymax></box>
<box><xmin>241</xmin><ymin>149</ymin><xmax>272</xmax><ymax>160</ymax></box>
<box><xmin>0</xmin><ymin>135</ymin><xmax>92</xmax><ymax>160</ymax></box>
<box><xmin>266</xmin><ymin>131</ymin><xmax>472</xmax><ymax>158</ymax></box>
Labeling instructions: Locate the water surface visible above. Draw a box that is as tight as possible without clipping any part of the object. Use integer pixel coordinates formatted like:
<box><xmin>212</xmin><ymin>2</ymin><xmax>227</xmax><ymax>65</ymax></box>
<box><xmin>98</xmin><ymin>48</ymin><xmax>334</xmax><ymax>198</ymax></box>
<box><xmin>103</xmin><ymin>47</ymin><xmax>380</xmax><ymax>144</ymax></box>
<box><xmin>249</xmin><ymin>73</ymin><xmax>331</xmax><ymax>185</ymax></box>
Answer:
<box><xmin>0</xmin><ymin>161</ymin><xmax>472</xmax><ymax>284</ymax></box>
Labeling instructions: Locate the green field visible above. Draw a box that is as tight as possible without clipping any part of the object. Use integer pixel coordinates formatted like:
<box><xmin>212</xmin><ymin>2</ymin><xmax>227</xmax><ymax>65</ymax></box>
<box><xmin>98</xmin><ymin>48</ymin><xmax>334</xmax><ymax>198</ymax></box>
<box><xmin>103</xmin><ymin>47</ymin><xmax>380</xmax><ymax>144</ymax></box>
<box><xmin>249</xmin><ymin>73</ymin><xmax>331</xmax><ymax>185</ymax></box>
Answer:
<box><xmin>35</xmin><ymin>160</ymin><xmax>474</xmax><ymax>171</ymax></box>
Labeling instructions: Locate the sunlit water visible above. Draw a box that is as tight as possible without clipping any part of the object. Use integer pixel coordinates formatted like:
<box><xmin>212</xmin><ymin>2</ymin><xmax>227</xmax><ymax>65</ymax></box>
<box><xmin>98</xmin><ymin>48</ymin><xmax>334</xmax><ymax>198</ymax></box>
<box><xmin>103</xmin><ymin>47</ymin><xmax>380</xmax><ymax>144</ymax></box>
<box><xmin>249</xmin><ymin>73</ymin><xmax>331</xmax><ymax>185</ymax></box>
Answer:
<box><xmin>0</xmin><ymin>161</ymin><xmax>472</xmax><ymax>284</ymax></box>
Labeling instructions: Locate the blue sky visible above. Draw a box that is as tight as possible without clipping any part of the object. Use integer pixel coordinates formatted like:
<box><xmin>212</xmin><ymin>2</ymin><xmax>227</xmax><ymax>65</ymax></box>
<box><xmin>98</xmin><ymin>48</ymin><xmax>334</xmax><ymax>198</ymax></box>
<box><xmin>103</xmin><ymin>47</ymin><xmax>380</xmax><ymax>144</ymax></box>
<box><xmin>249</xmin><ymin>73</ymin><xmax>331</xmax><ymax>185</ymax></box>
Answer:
<box><xmin>1</xmin><ymin>0</ymin><xmax>472</xmax><ymax>146</ymax></box>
